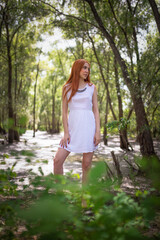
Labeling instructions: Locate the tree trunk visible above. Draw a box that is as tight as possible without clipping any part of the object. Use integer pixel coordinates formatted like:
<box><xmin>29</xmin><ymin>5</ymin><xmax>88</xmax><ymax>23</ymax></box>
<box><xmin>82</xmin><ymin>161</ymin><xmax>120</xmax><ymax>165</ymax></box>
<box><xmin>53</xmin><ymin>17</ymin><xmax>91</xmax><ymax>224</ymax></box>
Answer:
<box><xmin>0</xmin><ymin>125</ymin><xmax>6</xmax><ymax>134</ymax></box>
<box><xmin>148</xmin><ymin>0</ymin><xmax>160</xmax><ymax>35</ymax></box>
<box><xmin>51</xmin><ymin>77</ymin><xmax>56</xmax><ymax>133</ymax></box>
<box><xmin>45</xmin><ymin>116</ymin><xmax>48</xmax><ymax>132</ymax></box>
<box><xmin>103</xmin><ymin>51</ymin><xmax>110</xmax><ymax>146</ymax></box>
<box><xmin>103</xmin><ymin>95</ymin><xmax>108</xmax><ymax>145</ymax></box>
<box><xmin>57</xmin><ymin>104</ymin><xmax>61</xmax><ymax>133</ymax></box>
<box><xmin>14</xmin><ymin>113</ymin><xmax>19</xmax><ymax>141</ymax></box>
<box><xmin>1</xmin><ymin>107</ymin><xmax>5</xmax><ymax>126</ymax></box>
<box><xmin>33</xmin><ymin>63</ymin><xmax>39</xmax><ymax>137</ymax></box>
<box><xmin>119</xmin><ymin>129</ymin><xmax>128</xmax><ymax>149</ymax></box>
<box><xmin>88</xmin><ymin>34</ymin><xmax>117</xmax><ymax>120</ymax></box>
<box><xmin>114</xmin><ymin>57</ymin><xmax>131</xmax><ymax>150</ymax></box>
<box><xmin>85</xmin><ymin>0</ymin><xmax>155</xmax><ymax>156</ymax></box>
<box><xmin>133</xmin><ymin>96</ymin><xmax>155</xmax><ymax>155</ymax></box>
<box><xmin>14</xmin><ymin>34</ymin><xmax>19</xmax><ymax>141</ymax></box>
<box><xmin>51</xmin><ymin>94</ymin><xmax>56</xmax><ymax>133</ymax></box>
<box><xmin>47</xmin><ymin>114</ymin><xmax>51</xmax><ymax>132</ymax></box>
<box><xmin>5</xmin><ymin>15</ymin><xmax>14</xmax><ymax>143</ymax></box>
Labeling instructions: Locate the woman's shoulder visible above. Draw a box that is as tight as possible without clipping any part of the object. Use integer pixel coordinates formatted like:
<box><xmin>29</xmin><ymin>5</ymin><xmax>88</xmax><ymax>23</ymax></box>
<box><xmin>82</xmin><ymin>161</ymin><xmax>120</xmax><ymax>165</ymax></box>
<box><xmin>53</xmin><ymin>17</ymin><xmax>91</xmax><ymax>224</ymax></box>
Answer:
<box><xmin>87</xmin><ymin>82</ymin><xmax>93</xmax><ymax>86</ymax></box>
<box><xmin>65</xmin><ymin>83</ymin><xmax>71</xmax><ymax>87</ymax></box>
<box><xmin>63</xmin><ymin>83</ymin><xmax>71</xmax><ymax>91</ymax></box>
<box><xmin>88</xmin><ymin>82</ymin><xmax>96</xmax><ymax>90</ymax></box>
<box><xmin>62</xmin><ymin>83</ymin><xmax>72</xmax><ymax>100</ymax></box>
<box><xmin>87</xmin><ymin>82</ymin><xmax>97</xmax><ymax>96</ymax></box>
<box><xmin>63</xmin><ymin>83</ymin><xmax>71</xmax><ymax>88</ymax></box>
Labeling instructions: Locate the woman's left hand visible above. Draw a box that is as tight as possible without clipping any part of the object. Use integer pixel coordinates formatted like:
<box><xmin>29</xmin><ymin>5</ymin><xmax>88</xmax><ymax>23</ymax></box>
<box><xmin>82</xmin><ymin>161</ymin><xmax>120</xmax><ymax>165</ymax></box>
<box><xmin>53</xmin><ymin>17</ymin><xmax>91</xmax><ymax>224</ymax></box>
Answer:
<box><xmin>94</xmin><ymin>131</ymin><xmax>101</xmax><ymax>146</ymax></box>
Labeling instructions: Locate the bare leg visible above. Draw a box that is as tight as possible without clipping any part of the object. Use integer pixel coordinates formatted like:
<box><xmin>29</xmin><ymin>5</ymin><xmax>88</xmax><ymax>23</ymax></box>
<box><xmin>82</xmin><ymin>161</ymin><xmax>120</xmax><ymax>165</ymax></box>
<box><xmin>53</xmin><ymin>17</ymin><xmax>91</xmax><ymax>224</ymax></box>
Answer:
<box><xmin>82</xmin><ymin>152</ymin><xmax>94</xmax><ymax>184</ymax></box>
<box><xmin>53</xmin><ymin>148</ymin><xmax>70</xmax><ymax>175</ymax></box>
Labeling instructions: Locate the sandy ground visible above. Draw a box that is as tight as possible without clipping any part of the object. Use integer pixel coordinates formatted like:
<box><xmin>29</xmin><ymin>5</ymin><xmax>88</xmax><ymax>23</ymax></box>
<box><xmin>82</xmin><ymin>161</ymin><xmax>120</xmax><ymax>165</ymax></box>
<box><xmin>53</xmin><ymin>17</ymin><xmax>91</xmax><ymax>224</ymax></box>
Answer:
<box><xmin>0</xmin><ymin>130</ymin><xmax>159</xmax><ymax>190</ymax></box>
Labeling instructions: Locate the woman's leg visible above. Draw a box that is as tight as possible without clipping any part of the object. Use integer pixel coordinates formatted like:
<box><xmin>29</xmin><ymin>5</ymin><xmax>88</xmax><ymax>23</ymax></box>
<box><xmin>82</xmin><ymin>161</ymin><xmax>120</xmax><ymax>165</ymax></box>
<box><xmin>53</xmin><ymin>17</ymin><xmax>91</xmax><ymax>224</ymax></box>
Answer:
<box><xmin>82</xmin><ymin>152</ymin><xmax>94</xmax><ymax>183</ymax></box>
<box><xmin>53</xmin><ymin>148</ymin><xmax>70</xmax><ymax>175</ymax></box>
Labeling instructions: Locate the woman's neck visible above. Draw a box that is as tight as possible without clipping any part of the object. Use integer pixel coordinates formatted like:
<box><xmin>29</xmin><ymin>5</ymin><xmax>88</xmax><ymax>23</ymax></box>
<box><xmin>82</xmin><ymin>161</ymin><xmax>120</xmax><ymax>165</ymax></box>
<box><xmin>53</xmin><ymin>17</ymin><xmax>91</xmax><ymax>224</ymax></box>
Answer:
<box><xmin>78</xmin><ymin>79</ymin><xmax>87</xmax><ymax>89</ymax></box>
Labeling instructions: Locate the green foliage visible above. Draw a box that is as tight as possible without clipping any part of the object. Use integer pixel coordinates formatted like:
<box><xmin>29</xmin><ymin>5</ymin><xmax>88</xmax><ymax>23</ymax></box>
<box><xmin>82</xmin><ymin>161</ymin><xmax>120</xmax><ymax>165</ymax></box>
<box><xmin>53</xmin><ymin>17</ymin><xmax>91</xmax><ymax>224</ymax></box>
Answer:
<box><xmin>135</xmin><ymin>155</ymin><xmax>160</xmax><ymax>191</ymax></box>
<box><xmin>0</xmin><ymin>162</ymin><xmax>18</xmax><ymax>196</ymax></box>
<box><xmin>10</xmin><ymin>149</ymin><xmax>35</xmax><ymax>157</ymax></box>
<box><xmin>106</xmin><ymin>118</ymin><xmax>130</xmax><ymax>134</ymax></box>
<box><xmin>3</xmin><ymin>118</ymin><xmax>14</xmax><ymax>130</ymax></box>
<box><xmin>0</xmin><ymin>0</ymin><xmax>160</xmax><ymax>140</ymax></box>
<box><xmin>0</xmin><ymin>157</ymin><xmax>160</xmax><ymax>239</ymax></box>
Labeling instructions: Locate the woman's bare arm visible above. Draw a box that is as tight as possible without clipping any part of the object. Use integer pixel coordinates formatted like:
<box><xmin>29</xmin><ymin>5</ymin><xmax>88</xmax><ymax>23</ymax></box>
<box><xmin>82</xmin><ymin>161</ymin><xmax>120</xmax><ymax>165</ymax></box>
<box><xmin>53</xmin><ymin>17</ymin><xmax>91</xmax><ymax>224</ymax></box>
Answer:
<box><xmin>60</xmin><ymin>86</ymin><xmax>70</xmax><ymax>147</ymax></box>
<box><xmin>92</xmin><ymin>85</ymin><xmax>101</xmax><ymax>146</ymax></box>
<box><xmin>62</xmin><ymin>88</ymin><xmax>69</xmax><ymax>134</ymax></box>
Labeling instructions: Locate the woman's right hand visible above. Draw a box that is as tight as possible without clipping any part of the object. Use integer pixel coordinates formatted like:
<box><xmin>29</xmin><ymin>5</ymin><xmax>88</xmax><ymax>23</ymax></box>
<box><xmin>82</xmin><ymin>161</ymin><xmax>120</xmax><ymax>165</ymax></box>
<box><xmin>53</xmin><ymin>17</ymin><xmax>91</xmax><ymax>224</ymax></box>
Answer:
<box><xmin>60</xmin><ymin>132</ymin><xmax>70</xmax><ymax>148</ymax></box>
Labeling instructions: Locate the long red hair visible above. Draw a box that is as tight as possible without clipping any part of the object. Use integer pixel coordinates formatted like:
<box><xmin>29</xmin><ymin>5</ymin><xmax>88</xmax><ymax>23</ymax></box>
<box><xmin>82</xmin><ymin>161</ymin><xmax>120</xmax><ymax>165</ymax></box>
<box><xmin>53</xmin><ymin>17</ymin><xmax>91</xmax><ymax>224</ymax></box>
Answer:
<box><xmin>63</xmin><ymin>59</ymin><xmax>91</xmax><ymax>102</ymax></box>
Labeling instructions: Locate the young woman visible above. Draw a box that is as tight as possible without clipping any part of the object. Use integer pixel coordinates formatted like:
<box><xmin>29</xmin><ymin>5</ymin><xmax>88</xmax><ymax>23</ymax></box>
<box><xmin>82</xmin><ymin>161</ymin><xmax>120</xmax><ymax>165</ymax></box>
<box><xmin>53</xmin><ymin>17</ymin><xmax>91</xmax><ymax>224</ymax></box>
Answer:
<box><xmin>53</xmin><ymin>59</ymin><xmax>101</xmax><ymax>183</ymax></box>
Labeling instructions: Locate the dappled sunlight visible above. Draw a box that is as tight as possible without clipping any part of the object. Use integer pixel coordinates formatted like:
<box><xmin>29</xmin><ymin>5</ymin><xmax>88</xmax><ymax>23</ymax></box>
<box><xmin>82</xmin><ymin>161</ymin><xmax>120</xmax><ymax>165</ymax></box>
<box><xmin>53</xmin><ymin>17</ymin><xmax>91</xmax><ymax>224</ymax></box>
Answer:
<box><xmin>1</xmin><ymin>131</ymin><xmax>159</xmax><ymax>188</ymax></box>
<box><xmin>0</xmin><ymin>130</ymin><xmax>152</xmax><ymax>185</ymax></box>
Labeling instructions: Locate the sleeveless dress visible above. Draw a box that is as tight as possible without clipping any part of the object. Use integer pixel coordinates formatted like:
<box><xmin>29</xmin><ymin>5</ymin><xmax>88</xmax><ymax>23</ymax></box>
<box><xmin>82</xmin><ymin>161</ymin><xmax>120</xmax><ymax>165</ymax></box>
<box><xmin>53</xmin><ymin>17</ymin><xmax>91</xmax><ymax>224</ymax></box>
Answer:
<box><xmin>59</xmin><ymin>83</ymin><xmax>98</xmax><ymax>153</ymax></box>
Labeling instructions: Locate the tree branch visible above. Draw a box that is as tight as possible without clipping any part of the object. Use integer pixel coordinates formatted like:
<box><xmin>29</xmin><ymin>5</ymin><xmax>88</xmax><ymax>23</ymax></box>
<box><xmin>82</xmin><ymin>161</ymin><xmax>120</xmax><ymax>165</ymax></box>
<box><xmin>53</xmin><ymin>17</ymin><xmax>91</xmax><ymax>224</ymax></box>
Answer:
<box><xmin>88</xmin><ymin>33</ymin><xmax>117</xmax><ymax>120</ymax></box>
<box><xmin>133</xmin><ymin>0</ymin><xmax>140</xmax><ymax>15</ymax></box>
<box><xmin>84</xmin><ymin>0</ymin><xmax>133</xmax><ymax>91</ymax></box>
<box><xmin>108</xmin><ymin>0</ymin><xmax>132</xmax><ymax>58</ymax></box>
<box><xmin>10</xmin><ymin>22</ymin><xmax>27</xmax><ymax>45</ymax></box>
<box><xmin>35</xmin><ymin>0</ymin><xmax>100</xmax><ymax>30</ymax></box>
<box><xmin>127</xmin><ymin>106</ymin><xmax>134</xmax><ymax>120</ymax></box>
<box><xmin>148</xmin><ymin>0</ymin><xmax>160</xmax><ymax>35</ymax></box>
<box><xmin>150</xmin><ymin>103</ymin><xmax>160</xmax><ymax>126</ymax></box>
<box><xmin>126</xmin><ymin>0</ymin><xmax>141</xmax><ymax>87</ymax></box>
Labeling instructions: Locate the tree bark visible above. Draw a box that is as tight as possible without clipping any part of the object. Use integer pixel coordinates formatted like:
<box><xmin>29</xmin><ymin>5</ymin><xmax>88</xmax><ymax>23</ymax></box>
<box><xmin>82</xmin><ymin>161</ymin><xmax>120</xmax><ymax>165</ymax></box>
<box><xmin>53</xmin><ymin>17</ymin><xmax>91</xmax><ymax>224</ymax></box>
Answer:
<box><xmin>33</xmin><ymin>63</ymin><xmax>39</xmax><ymax>137</ymax></box>
<box><xmin>51</xmin><ymin>80</ymin><xmax>56</xmax><ymax>133</ymax></box>
<box><xmin>103</xmin><ymin>51</ymin><xmax>110</xmax><ymax>146</ymax></box>
<box><xmin>114</xmin><ymin>57</ymin><xmax>131</xmax><ymax>150</ymax></box>
<box><xmin>103</xmin><ymin>95</ymin><xmax>108</xmax><ymax>145</ymax></box>
<box><xmin>13</xmin><ymin>33</ymin><xmax>19</xmax><ymax>141</ymax></box>
<box><xmin>5</xmin><ymin>12</ymin><xmax>14</xmax><ymax>143</ymax></box>
<box><xmin>126</xmin><ymin>0</ymin><xmax>141</xmax><ymax>86</ymax></box>
<box><xmin>148</xmin><ymin>0</ymin><xmax>160</xmax><ymax>35</ymax></box>
<box><xmin>85</xmin><ymin>0</ymin><xmax>155</xmax><ymax>156</ymax></box>
<box><xmin>88</xmin><ymin>34</ymin><xmax>117</xmax><ymax>120</ymax></box>
<box><xmin>134</xmin><ymin>96</ymin><xmax>155</xmax><ymax>155</ymax></box>
<box><xmin>47</xmin><ymin>107</ymin><xmax>51</xmax><ymax>132</ymax></box>
<box><xmin>14</xmin><ymin>113</ymin><xmax>19</xmax><ymax>141</ymax></box>
<box><xmin>51</xmin><ymin>96</ymin><xmax>55</xmax><ymax>133</ymax></box>
<box><xmin>51</xmin><ymin>74</ymin><xmax>59</xmax><ymax>133</ymax></box>
<box><xmin>45</xmin><ymin>116</ymin><xmax>48</xmax><ymax>132</ymax></box>
<box><xmin>57</xmin><ymin>103</ymin><xmax>61</xmax><ymax>133</ymax></box>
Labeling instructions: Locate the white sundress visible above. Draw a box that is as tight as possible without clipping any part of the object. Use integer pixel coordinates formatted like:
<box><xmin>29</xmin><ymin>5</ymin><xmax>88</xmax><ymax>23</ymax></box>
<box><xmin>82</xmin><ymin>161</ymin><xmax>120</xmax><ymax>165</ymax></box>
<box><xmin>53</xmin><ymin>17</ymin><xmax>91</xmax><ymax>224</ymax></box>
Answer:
<box><xmin>59</xmin><ymin>83</ymin><xmax>98</xmax><ymax>153</ymax></box>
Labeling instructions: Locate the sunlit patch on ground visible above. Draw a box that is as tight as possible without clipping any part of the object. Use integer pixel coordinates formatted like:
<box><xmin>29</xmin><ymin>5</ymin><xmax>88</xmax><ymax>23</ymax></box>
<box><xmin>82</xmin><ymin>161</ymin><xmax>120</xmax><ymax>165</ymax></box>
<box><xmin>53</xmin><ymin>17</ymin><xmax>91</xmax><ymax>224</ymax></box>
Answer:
<box><xmin>0</xmin><ymin>130</ymin><xmax>159</xmax><ymax>188</ymax></box>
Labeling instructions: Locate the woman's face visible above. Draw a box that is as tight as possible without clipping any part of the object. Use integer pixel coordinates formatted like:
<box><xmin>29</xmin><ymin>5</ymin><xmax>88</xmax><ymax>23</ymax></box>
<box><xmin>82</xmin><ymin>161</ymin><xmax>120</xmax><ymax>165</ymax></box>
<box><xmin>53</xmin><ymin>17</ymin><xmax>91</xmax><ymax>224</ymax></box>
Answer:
<box><xmin>79</xmin><ymin>62</ymin><xmax>90</xmax><ymax>80</ymax></box>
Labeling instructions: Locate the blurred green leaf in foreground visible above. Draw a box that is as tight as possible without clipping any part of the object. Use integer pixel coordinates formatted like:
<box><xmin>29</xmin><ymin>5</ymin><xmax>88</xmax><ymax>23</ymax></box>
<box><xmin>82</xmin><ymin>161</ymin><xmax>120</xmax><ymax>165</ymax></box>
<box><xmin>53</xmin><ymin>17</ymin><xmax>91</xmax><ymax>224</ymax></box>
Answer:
<box><xmin>0</xmin><ymin>158</ymin><xmax>160</xmax><ymax>239</ymax></box>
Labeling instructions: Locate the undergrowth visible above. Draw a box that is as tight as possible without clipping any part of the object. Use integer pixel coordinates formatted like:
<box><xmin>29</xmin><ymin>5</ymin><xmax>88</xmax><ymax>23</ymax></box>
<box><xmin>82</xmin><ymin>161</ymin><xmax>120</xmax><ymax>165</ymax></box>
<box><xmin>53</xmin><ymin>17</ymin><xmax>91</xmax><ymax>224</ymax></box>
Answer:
<box><xmin>0</xmin><ymin>155</ymin><xmax>160</xmax><ymax>240</ymax></box>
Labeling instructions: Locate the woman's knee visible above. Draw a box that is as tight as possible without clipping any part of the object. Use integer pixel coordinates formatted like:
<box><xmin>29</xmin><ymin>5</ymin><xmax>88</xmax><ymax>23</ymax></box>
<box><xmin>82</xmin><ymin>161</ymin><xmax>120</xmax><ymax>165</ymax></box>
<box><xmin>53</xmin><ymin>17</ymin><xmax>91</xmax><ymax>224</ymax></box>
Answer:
<box><xmin>82</xmin><ymin>160</ymin><xmax>92</xmax><ymax>171</ymax></box>
<box><xmin>53</xmin><ymin>155</ymin><xmax>60</xmax><ymax>167</ymax></box>
<box><xmin>54</xmin><ymin>149</ymin><xmax>69</xmax><ymax>163</ymax></box>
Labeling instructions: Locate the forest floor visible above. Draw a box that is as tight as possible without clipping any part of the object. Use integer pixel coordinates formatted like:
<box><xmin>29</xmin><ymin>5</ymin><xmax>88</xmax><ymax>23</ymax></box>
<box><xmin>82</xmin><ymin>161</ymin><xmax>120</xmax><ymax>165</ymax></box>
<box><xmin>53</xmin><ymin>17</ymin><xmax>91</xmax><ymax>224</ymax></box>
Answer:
<box><xmin>0</xmin><ymin>130</ymin><xmax>160</xmax><ymax>193</ymax></box>
<box><xmin>0</xmin><ymin>130</ymin><xmax>160</xmax><ymax>238</ymax></box>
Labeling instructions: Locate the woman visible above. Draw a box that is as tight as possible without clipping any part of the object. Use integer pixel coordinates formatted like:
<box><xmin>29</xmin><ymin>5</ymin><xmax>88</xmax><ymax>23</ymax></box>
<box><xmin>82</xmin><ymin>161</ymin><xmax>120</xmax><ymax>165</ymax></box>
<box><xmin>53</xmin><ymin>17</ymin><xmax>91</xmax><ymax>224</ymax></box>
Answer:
<box><xmin>53</xmin><ymin>59</ymin><xmax>101</xmax><ymax>183</ymax></box>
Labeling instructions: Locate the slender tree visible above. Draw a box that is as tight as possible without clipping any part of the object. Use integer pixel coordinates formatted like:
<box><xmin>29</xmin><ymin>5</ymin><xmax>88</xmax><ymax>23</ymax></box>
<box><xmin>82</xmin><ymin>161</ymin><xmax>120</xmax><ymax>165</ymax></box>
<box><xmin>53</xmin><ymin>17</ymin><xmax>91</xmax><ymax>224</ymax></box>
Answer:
<box><xmin>4</xmin><ymin>5</ymin><xmax>14</xmax><ymax>143</ymax></box>
<box><xmin>84</xmin><ymin>0</ymin><xmax>155</xmax><ymax>156</ymax></box>
<box><xmin>0</xmin><ymin>0</ymin><xmax>48</xmax><ymax>143</ymax></box>
<box><xmin>33</xmin><ymin>62</ymin><xmax>39</xmax><ymax>137</ymax></box>
<box><xmin>148</xmin><ymin>0</ymin><xmax>160</xmax><ymax>34</ymax></box>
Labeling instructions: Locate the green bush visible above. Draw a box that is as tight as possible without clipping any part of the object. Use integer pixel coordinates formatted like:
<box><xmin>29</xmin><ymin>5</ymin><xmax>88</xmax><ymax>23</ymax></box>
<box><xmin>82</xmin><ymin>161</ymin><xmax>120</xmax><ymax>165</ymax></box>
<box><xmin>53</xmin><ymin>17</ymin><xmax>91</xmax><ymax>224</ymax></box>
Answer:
<box><xmin>0</xmin><ymin>159</ymin><xmax>160</xmax><ymax>239</ymax></box>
